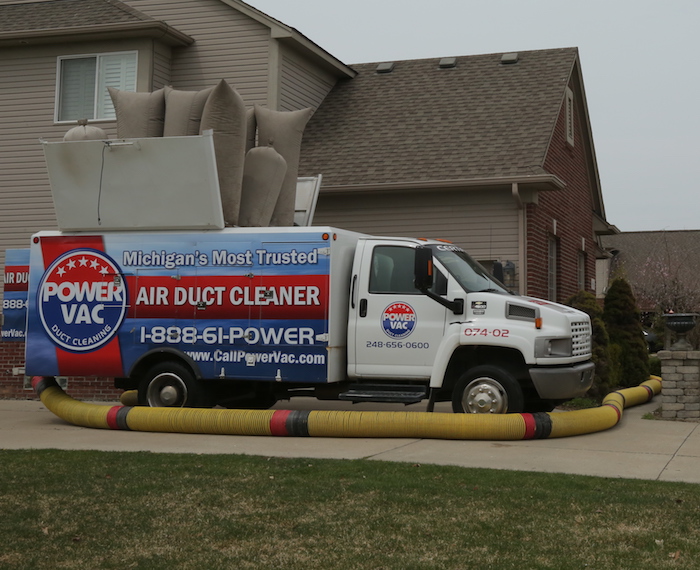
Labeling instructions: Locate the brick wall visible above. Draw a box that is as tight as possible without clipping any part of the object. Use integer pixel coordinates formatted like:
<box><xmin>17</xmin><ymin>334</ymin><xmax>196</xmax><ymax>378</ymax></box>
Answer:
<box><xmin>526</xmin><ymin>80</ymin><xmax>596</xmax><ymax>302</ymax></box>
<box><xmin>0</xmin><ymin>341</ymin><xmax>28</xmax><ymax>399</ymax></box>
<box><xmin>659</xmin><ymin>350</ymin><xmax>700</xmax><ymax>420</ymax></box>
<box><xmin>0</xmin><ymin>341</ymin><xmax>122</xmax><ymax>401</ymax></box>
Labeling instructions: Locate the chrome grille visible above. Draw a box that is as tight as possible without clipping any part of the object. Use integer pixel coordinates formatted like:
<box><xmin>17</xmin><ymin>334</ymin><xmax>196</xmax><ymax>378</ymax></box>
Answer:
<box><xmin>571</xmin><ymin>321</ymin><xmax>592</xmax><ymax>357</ymax></box>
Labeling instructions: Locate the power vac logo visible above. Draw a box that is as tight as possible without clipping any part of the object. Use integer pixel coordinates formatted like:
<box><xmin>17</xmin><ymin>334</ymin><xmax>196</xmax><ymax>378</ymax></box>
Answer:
<box><xmin>381</xmin><ymin>302</ymin><xmax>416</xmax><ymax>339</ymax></box>
<box><xmin>38</xmin><ymin>249</ymin><xmax>127</xmax><ymax>352</ymax></box>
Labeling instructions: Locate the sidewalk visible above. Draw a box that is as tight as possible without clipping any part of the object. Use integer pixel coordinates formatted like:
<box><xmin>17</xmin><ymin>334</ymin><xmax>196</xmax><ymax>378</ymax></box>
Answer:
<box><xmin>2</xmin><ymin>397</ymin><xmax>700</xmax><ymax>483</ymax></box>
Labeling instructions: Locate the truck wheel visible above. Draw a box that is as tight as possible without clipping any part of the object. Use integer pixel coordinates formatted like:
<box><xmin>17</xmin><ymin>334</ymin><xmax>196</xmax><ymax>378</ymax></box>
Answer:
<box><xmin>139</xmin><ymin>362</ymin><xmax>203</xmax><ymax>408</ymax></box>
<box><xmin>452</xmin><ymin>366</ymin><xmax>524</xmax><ymax>414</ymax></box>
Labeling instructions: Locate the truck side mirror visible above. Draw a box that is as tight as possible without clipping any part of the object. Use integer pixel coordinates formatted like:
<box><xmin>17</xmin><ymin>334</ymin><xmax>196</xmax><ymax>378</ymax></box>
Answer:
<box><xmin>414</xmin><ymin>246</ymin><xmax>433</xmax><ymax>291</ymax></box>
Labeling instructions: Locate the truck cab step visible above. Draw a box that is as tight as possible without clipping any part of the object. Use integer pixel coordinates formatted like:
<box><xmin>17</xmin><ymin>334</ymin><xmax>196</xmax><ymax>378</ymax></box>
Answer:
<box><xmin>338</xmin><ymin>384</ymin><xmax>427</xmax><ymax>404</ymax></box>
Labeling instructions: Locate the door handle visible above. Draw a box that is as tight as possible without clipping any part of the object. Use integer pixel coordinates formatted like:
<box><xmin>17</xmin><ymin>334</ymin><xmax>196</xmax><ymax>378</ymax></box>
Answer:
<box><xmin>351</xmin><ymin>275</ymin><xmax>357</xmax><ymax>308</ymax></box>
<box><xmin>359</xmin><ymin>298</ymin><xmax>367</xmax><ymax>317</ymax></box>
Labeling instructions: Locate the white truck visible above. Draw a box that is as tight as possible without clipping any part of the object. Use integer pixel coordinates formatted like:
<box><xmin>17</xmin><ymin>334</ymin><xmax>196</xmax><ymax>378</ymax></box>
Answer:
<box><xmin>24</xmin><ymin>226</ymin><xmax>594</xmax><ymax>413</ymax></box>
<box><xmin>17</xmin><ymin>134</ymin><xmax>594</xmax><ymax>413</ymax></box>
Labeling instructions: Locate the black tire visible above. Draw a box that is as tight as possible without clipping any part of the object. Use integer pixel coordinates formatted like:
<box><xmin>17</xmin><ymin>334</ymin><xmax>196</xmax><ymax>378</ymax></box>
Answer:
<box><xmin>138</xmin><ymin>361</ymin><xmax>205</xmax><ymax>408</ymax></box>
<box><xmin>452</xmin><ymin>365</ymin><xmax>524</xmax><ymax>414</ymax></box>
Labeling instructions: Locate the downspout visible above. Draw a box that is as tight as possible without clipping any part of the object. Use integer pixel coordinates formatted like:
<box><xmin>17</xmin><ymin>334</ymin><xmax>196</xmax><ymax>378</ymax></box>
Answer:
<box><xmin>512</xmin><ymin>183</ymin><xmax>527</xmax><ymax>294</ymax></box>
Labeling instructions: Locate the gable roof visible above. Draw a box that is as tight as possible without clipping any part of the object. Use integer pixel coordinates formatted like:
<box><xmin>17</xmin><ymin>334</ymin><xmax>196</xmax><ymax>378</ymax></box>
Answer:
<box><xmin>299</xmin><ymin>47</ymin><xmax>586</xmax><ymax>192</ymax></box>
<box><xmin>221</xmin><ymin>0</ymin><xmax>355</xmax><ymax>79</ymax></box>
<box><xmin>0</xmin><ymin>0</ymin><xmax>193</xmax><ymax>46</ymax></box>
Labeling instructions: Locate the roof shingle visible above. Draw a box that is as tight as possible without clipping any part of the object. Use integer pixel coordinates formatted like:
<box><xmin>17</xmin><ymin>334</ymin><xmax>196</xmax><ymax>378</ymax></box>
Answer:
<box><xmin>299</xmin><ymin>47</ymin><xmax>578</xmax><ymax>188</ymax></box>
<box><xmin>0</xmin><ymin>0</ymin><xmax>153</xmax><ymax>34</ymax></box>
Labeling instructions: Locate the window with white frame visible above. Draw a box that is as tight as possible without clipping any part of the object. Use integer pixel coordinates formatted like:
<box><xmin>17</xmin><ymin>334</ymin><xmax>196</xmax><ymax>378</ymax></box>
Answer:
<box><xmin>56</xmin><ymin>52</ymin><xmax>137</xmax><ymax>122</ymax></box>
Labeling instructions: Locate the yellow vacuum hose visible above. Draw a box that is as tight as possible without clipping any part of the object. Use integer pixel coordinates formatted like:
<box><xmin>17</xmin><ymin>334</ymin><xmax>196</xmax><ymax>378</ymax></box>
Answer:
<box><xmin>31</xmin><ymin>376</ymin><xmax>662</xmax><ymax>440</ymax></box>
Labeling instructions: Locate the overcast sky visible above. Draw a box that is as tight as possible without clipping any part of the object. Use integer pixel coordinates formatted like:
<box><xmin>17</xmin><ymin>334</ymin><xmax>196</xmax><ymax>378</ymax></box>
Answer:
<box><xmin>252</xmin><ymin>0</ymin><xmax>699</xmax><ymax>233</ymax></box>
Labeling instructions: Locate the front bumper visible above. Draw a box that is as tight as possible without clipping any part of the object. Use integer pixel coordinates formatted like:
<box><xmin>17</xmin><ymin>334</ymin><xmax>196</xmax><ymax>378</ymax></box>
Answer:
<box><xmin>529</xmin><ymin>361</ymin><xmax>595</xmax><ymax>400</ymax></box>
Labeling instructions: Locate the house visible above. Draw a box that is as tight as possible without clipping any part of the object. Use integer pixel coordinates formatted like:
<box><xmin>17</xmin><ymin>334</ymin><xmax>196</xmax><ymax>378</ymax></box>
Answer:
<box><xmin>599</xmin><ymin>230</ymin><xmax>700</xmax><ymax>314</ymax></box>
<box><xmin>0</xmin><ymin>0</ymin><xmax>614</xmax><ymax>399</ymax></box>
<box><xmin>300</xmin><ymin>48</ymin><xmax>617</xmax><ymax>301</ymax></box>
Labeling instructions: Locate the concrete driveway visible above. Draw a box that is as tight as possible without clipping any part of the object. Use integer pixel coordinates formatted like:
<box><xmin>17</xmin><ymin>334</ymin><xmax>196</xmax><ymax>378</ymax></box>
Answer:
<box><xmin>2</xmin><ymin>396</ymin><xmax>700</xmax><ymax>484</ymax></box>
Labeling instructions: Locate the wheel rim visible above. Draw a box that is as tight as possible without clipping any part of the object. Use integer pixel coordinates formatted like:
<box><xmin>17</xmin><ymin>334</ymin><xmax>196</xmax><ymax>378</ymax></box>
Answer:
<box><xmin>146</xmin><ymin>372</ymin><xmax>188</xmax><ymax>407</ymax></box>
<box><xmin>462</xmin><ymin>378</ymin><xmax>508</xmax><ymax>413</ymax></box>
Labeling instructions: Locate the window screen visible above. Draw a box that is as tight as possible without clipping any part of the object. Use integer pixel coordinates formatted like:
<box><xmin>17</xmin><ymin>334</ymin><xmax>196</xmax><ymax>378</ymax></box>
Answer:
<box><xmin>57</xmin><ymin>52</ymin><xmax>137</xmax><ymax>122</ymax></box>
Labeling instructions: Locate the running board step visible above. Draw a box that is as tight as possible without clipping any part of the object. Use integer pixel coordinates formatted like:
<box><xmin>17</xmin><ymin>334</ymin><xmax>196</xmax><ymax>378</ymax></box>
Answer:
<box><xmin>338</xmin><ymin>384</ymin><xmax>427</xmax><ymax>404</ymax></box>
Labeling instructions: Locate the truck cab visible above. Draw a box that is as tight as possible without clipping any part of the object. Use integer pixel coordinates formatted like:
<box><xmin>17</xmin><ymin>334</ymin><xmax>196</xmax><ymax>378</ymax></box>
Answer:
<box><xmin>345</xmin><ymin>238</ymin><xmax>594</xmax><ymax>413</ymax></box>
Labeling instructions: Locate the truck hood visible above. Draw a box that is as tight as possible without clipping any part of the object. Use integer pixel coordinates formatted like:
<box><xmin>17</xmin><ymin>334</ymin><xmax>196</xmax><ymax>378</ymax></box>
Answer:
<box><xmin>517</xmin><ymin>296</ymin><xmax>586</xmax><ymax>317</ymax></box>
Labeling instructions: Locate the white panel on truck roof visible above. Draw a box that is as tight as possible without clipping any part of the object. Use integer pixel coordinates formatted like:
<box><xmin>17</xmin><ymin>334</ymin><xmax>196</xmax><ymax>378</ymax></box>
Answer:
<box><xmin>42</xmin><ymin>132</ymin><xmax>224</xmax><ymax>232</ymax></box>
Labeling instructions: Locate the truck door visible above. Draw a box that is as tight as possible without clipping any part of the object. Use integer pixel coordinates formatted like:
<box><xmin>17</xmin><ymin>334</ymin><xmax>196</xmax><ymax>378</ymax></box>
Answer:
<box><xmin>351</xmin><ymin>242</ymin><xmax>447</xmax><ymax>379</ymax></box>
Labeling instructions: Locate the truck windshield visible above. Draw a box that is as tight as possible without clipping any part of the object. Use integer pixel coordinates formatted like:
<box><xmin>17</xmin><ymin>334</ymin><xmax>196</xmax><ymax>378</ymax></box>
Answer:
<box><xmin>429</xmin><ymin>244</ymin><xmax>509</xmax><ymax>294</ymax></box>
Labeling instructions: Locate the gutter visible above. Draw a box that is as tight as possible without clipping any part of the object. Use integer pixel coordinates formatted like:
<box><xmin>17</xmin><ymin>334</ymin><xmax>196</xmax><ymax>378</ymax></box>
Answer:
<box><xmin>319</xmin><ymin>174</ymin><xmax>566</xmax><ymax>194</ymax></box>
<box><xmin>0</xmin><ymin>21</ymin><xmax>194</xmax><ymax>47</ymax></box>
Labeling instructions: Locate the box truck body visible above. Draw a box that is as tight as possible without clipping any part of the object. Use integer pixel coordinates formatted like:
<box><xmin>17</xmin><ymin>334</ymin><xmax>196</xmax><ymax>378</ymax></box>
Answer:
<box><xmin>25</xmin><ymin>227</ymin><xmax>358</xmax><ymax>383</ymax></box>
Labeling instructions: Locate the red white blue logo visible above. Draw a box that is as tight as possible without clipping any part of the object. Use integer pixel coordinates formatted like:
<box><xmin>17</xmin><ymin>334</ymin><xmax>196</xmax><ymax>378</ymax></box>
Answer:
<box><xmin>38</xmin><ymin>249</ymin><xmax>127</xmax><ymax>352</ymax></box>
<box><xmin>381</xmin><ymin>302</ymin><xmax>416</xmax><ymax>339</ymax></box>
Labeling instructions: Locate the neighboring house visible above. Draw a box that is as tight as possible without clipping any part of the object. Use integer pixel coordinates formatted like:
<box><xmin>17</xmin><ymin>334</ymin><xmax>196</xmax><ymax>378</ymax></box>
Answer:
<box><xmin>0</xmin><ymin>1</ymin><xmax>614</xmax><ymax>399</ymax></box>
<box><xmin>599</xmin><ymin>231</ymin><xmax>700</xmax><ymax>314</ymax></box>
<box><xmin>300</xmin><ymin>48</ymin><xmax>617</xmax><ymax>301</ymax></box>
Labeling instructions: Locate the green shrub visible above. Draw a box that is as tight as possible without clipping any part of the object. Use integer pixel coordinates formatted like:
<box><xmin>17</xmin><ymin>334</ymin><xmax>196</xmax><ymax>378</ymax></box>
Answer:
<box><xmin>603</xmin><ymin>278</ymin><xmax>650</xmax><ymax>388</ymax></box>
<box><xmin>608</xmin><ymin>343</ymin><xmax>623</xmax><ymax>389</ymax></box>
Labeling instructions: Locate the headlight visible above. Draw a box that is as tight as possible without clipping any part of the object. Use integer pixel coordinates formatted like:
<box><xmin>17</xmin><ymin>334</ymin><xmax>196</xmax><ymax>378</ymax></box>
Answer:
<box><xmin>535</xmin><ymin>338</ymin><xmax>573</xmax><ymax>358</ymax></box>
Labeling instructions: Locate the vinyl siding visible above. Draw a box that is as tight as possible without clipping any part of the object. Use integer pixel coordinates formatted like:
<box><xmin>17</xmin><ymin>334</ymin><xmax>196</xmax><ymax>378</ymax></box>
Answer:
<box><xmin>313</xmin><ymin>188</ymin><xmax>520</xmax><ymax>266</ymax></box>
<box><xmin>125</xmin><ymin>0</ymin><xmax>272</xmax><ymax>105</ymax></box>
<box><xmin>0</xmin><ymin>48</ymin><xmax>73</xmax><ymax>292</ymax></box>
<box><xmin>279</xmin><ymin>47</ymin><xmax>337</xmax><ymax>111</ymax></box>
<box><xmin>152</xmin><ymin>42</ymin><xmax>172</xmax><ymax>89</ymax></box>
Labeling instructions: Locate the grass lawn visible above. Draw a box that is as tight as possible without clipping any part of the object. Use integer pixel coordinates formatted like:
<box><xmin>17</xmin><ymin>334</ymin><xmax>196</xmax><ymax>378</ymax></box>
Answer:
<box><xmin>1</xmin><ymin>449</ymin><xmax>698</xmax><ymax>569</ymax></box>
